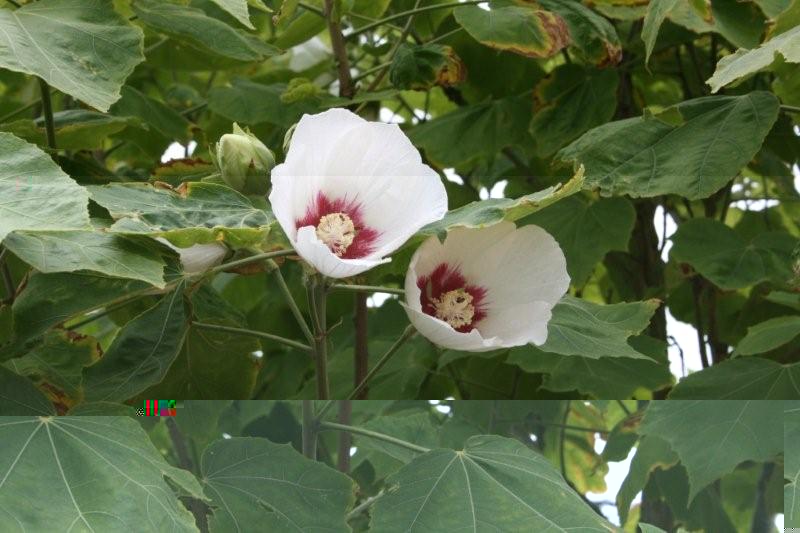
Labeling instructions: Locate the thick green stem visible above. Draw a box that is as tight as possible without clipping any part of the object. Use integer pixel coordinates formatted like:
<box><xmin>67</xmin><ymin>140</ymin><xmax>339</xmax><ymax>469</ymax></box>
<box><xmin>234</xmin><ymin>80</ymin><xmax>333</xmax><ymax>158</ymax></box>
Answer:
<box><xmin>190</xmin><ymin>322</ymin><xmax>311</xmax><ymax>352</ymax></box>
<box><xmin>330</xmin><ymin>283</ymin><xmax>405</xmax><ymax>295</ymax></box>
<box><xmin>269</xmin><ymin>260</ymin><xmax>314</xmax><ymax>345</ymax></box>
<box><xmin>38</xmin><ymin>78</ymin><xmax>56</xmax><ymax>150</ymax></box>
<box><xmin>319</xmin><ymin>421</ymin><xmax>430</xmax><ymax>454</ymax></box>
<box><xmin>308</xmin><ymin>275</ymin><xmax>330</xmax><ymax>400</ymax></box>
<box><xmin>348</xmin><ymin>325</ymin><xmax>415</xmax><ymax>401</ymax></box>
<box><xmin>348</xmin><ymin>1</ymin><xmax>487</xmax><ymax>38</ymax></box>
<box><xmin>302</xmin><ymin>400</ymin><xmax>318</xmax><ymax>460</ymax></box>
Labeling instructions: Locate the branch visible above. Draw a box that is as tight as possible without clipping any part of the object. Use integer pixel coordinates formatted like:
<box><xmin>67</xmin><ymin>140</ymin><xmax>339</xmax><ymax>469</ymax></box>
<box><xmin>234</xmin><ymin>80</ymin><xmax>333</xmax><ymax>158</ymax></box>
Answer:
<box><xmin>324</xmin><ymin>0</ymin><xmax>355</xmax><ymax>99</ymax></box>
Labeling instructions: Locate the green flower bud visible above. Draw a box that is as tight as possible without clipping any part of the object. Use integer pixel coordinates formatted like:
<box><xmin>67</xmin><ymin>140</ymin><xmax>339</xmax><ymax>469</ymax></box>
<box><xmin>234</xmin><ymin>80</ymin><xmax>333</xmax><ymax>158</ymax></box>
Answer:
<box><xmin>215</xmin><ymin>123</ymin><xmax>275</xmax><ymax>195</ymax></box>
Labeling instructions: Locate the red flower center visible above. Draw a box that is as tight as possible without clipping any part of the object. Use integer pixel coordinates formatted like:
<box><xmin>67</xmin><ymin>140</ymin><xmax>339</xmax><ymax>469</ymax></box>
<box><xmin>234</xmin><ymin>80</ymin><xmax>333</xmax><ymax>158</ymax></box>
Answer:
<box><xmin>296</xmin><ymin>192</ymin><xmax>380</xmax><ymax>259</ymax></box>
<box><xmin>418</xmin><ymin>263</ymin><xmax>487</xmax><ymax>333</ymax></box>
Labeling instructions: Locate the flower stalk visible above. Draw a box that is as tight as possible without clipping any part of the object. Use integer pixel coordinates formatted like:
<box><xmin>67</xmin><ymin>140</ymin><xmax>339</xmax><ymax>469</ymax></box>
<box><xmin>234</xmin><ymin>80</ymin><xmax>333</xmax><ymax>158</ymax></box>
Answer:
<box><xmin>308</xmin><ymin>274</ymin><xmax>330</xmax><ymax>399</ymax></box>
<box><xmin>269</xmin><ymin>259</ymin><xmax>314</xmax><ymax>345</ymax></box>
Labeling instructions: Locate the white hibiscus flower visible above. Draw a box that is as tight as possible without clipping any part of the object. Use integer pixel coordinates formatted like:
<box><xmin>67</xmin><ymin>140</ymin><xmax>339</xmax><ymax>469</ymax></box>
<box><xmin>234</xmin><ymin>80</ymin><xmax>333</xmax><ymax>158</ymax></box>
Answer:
<box><xmin>269</xmin><ymin>108</ymin><xmax>448</xmax><ymax>279</ymax></box>
<box><xmin>402</xmin><ymin>221</ymin><xmax>569</xmax><ymax>352</ymax></box>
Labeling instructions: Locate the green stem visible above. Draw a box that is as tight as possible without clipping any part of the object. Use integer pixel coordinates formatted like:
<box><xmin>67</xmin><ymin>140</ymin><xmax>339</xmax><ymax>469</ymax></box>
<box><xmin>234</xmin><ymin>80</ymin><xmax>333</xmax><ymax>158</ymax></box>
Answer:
<box><xmin>318</xmin><ymin>421</ymin><xmax>430</xmax><ymax>454</ymax></box>
<box><xmin>348</xmin><ymin>1</ymin><xmax>486</xmax><ymax>38</ymax></box>
<box><xmin>190</xmin><ymin>321</ymin><xmax>311</xmax><ymax>352</ymax></box>
<box><xmin>38</xmin><ymin>78</ymin><xmax>56</xmax><ymax>150</ymax></box>
<box><xmin>348</xmin><ymin>325</ymin><xmax>415</xmax><ymax>400</ymax></box>
<box><xmin>203</xmin><ymin>249</ymin><xmax>295</xmax><ymax>276</ymax></box>
<box><xmin>269</xmin><ymin>260</ymin><xmax>314</xmax><ymax>345</ymax></box>
<box><xmin>330</xmin><ymin>283</ymin><xmax>405</xmax><ymax>296</ymax></box>
<box><xmin>302</xmin><ymin>400</ymin><xmax>318</xmax><ymax>459</ymax></box>
<box><xmin>427</xmin><ymin>27</ymin><xmax>464</xmax><ymax>45</ymax></box>
<box><xmin>308</xmin><ymin>275</ymin><xmax>330</xmax><ymax>399</ymax></box>
<box><xmin>781</xmin><ymin>104</ymin><xmax>800</xmax><ymax>113</ymax></box>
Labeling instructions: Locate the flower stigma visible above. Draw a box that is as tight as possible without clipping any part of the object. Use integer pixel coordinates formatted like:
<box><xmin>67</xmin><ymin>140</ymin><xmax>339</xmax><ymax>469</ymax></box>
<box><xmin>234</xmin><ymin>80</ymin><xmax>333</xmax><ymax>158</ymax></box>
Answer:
<box><xmin>316</xmin><ymin>212</ymin><xmax>356</xmax><ymax>256</ymax></box>
<box><xmin>431</xmin><ymin>288</ymin><xmax>475</xmax><ymax>329</ymax></box>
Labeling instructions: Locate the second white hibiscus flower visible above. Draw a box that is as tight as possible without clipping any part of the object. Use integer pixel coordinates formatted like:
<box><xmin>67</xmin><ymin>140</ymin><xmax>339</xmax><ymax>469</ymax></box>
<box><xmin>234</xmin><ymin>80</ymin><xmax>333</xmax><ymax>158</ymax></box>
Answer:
<box><xmin>269</xmin><ymin>108</ymin><xmax>448</xmax><ymax>278</ymax></box>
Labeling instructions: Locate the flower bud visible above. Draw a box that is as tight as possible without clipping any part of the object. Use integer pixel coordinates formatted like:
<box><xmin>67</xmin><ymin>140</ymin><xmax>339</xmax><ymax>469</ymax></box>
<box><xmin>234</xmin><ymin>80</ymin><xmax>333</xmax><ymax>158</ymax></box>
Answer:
<box><xmin>215</xmin><ymin>124</ymin><xmax>275</xmax><ymax>195</ymax></box>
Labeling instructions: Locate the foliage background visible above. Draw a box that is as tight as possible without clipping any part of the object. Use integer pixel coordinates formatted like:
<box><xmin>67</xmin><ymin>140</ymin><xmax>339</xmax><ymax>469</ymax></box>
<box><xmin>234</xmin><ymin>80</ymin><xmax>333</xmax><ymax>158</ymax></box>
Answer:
<box><xmin>0</xmin><ymin>400</ymin><xmax>788</xmax><ymax>532</ymax></box>
<box><xmin>0</xmin><ymin>1</ymin><xmax>799</xmax><ymax>405</ymax></box>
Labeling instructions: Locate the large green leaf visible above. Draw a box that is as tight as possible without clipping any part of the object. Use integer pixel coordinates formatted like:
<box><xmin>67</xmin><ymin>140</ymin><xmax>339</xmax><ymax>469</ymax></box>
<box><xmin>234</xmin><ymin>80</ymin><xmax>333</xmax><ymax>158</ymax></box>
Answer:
<box><xmin>0</xmin><ymin>110</ymin><xmax>140</xmax><ymax>150</ymax></box>
<box><xmin>132</xmin><ymin>0</ymin><xmax>278</xmax><ymax>63</ymax></box>
<box><xmin>83</xmin><ymin>289</ymin><xmax>189</xmax><ymax>402</ymax></box>
<box><xmin>201</xmin><ymin>437</ymin><xmax>354</xmax><ymax>532</ymax></box>
<box><xmin>707</xmin><ymin>25</ymin><xmax>800</xmax><ymax>92</ymax></box>
<box><xmin>88</xmin><ymin>182</ymin><xmax>275</xmax><ymax>248</ymax></box>
<box><xmin>417</xmin><ymin>167</ymin><xmax>584</xmax><ymax>240</ymax></box>
<box><xmin>208</xmin><ymin>79</ymin><xmax>318</xmax><ymax>127</ymax></box>
<box><xmin>3</xmin><ymin>231</ymin><xmax>167</xmax><ymax>288</ymax></box>
<box><xmin>616</xmin><ymin>435</ymin><xmax>679</xmax><ymax>524</ymax></box>
<box><xmin>409</xmin><ymin>94</ymin><xmax>533</xmax><ymax>167</ymax></box>
<box><xmin>370</xmin><ymin>434</ymin><xmax>614</xmax><ymax>532</ymax></box>
<box><xmin>453</xmin><ymin>4</ymin><xmax>570</xmax><ymax>58</ymax></box>
<box><xmin>0</xmin><ymin>366</ymin><xmax>55</xmax><ymax>415</ymax></box>
<box><xmin>0</xmin><ymin>0</ymin><xmax>144</xmax><ymax>111</ymax></box>
<box><xmin>0</xmin><ymin>133</ymin><xmax>90</xmax><ymax>243</ymax></box>
<box><xmin>509</xmin><ymin>336</ymin><xmax>672</xmax><ymax>398</ymax></box>
<box><xmin>9</xmin><ymin>272</ymin><xmax>150</xmax><ymax>348</ymax></box>
<box><xmin>639</xmin><ymin>400</ymin><xmax>782</xmax><ymax>501</ymax></box>
<box><xmin>734</xmin><ymin>315</ymin><xmax>800</xmax><ymax>355</ymax></box>
<box><xmin>642</xmin><ymin>0</ymin><xmax>680</xmax><ymax>65</ymax></box>
<box><xmin>0</xmin><ymin>417</ymin><xmax>205</xmax><ymax>531</ymax></box>
<box><xmin>670</xmin><ymin>218</ymin><xmax>796</xmax><ymax>290</ymax></box>
<box><xmin>558</xmin><ymin>92</ymin><xmax>780</xmax><ymax>200</ymax></box>
<box><xmin>669</xmin><ymin>357</ymin><xmax>800</xmax><ymax>399</ymax></box>
<box><xmin>786</xmin><ymin>401</ymin><xmax>800</xmax><ymax>527</ymax></box>
<box><xmin>5</xmin><ymin>330</ymin><xmax>101</xmax><ymax>411</ymax></box>
<box><xmin>530</xmin><ymin>65</ymin><xmax>619</xmax><ymax>157</ymax></box>
<box><xmin>523</xmin><ymin>195</ymin><xmax>635</xmax><ymax>285</ymax></box>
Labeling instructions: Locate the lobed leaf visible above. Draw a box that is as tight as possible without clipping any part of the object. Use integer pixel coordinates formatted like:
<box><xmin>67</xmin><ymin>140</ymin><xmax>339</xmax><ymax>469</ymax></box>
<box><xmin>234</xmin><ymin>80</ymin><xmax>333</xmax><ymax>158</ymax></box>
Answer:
<box><xmin>0</xmin><ymin>417</ymin><xmax>205</xmax><ymax>530</ymax></box>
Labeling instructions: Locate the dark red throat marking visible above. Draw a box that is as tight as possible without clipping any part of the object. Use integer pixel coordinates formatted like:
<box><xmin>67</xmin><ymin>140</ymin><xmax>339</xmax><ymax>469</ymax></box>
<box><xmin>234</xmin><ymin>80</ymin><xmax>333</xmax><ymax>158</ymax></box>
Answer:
<box><xmin>296</xmin><ymin>192</ymin><xmax>380</xmax><ymax>259</ymax></box>
<box><xmin>417</xmin><ymin>263</ymin><xmax>487</xmax><ymax>333</ymax></box>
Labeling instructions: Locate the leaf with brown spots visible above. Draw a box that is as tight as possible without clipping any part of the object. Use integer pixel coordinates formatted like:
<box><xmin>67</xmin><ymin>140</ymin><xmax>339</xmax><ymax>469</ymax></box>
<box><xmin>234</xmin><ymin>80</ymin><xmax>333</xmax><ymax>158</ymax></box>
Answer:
<box><xmin>453</xmin><ymin>4</ymin><xmax>570</xmax><ymax>59</ymax></box>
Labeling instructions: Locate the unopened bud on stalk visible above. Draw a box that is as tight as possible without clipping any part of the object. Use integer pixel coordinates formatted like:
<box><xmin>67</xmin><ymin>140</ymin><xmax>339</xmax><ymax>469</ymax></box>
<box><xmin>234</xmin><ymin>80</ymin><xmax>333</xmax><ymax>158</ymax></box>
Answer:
<box><xmin>214</xmin><ymin>124</ymin><xmax>275</xmax><ymax>195</ymax></box>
